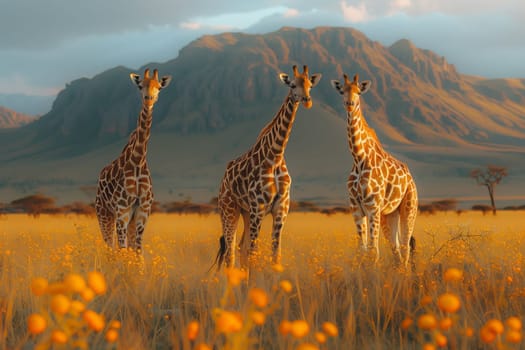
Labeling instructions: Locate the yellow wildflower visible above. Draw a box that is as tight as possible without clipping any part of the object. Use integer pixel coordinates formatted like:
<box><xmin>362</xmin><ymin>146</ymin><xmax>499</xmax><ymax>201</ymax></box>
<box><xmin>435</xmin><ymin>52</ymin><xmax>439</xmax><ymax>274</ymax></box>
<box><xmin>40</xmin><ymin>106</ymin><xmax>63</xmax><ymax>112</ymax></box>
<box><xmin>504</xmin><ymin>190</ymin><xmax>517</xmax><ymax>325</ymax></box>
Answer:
<box><xmin>443</xmin><ymin>268</ymin><xmax>463</xmax><ymax>282</ymax></box>
<box><xmin>417</xmin><ymin>314</ymin><xmax>437</xmax><ymax>330</ymax></box>
<box><xmin>321</xmin><ymin>322</ymin><xmax>338</xmax><ymax>337</ymax></box>
<box><xmin>105</xmin><ymin>329</ymin><xmax>119</xmax><ymax>343</ymax></box>
<box><xmin>279</xmin><ymin>280</ymin><xmax>293</xmax><ymax>293</ymax></box>
<box><xmin>27</xmin><ymin>313</ymin><xmax>47</xmax><ymax>335</ymax></box>
<box><xmin>437</xmin><ymin>293</ymin><xmax>461</xmax><ymax>313</ymax></box>
<box><xmin>249</xmin><ymin>288</ymin><xmax>269</xmax><ymax>308</ymax></box>
<box><xmin>83</xmin><ymin>310</ymin><xmax>105</xmax><ymax>332</ymax></box>
<box><xmin>50</xmin><ymin>294</ymin><xmax>71</xmax><ymax>315</ymax></box>
<box><xmin>186</xmin><ymin>320</ymin><xmax>199</xmax><ymax>340</ymax></box>
<box><xmin>290</xmin><ymin>320</ymin><xmax>310</xmax><ymax>338</ymax></box>
<box><xmin>31</xmin><ymin>277</ymin><xmax>48</xmax><ymax>296</ymax></box>
<box><xmin>65</xmin><ymin>273</ymin><xmax>86</xmax><ymax>293</ymax></box>
<box><xmin>51</xmin><ymin>330</ymin><xmax>68</xmax><ymax>344</ymax></box>
<box><xmin>216</xmin><ymin>311</ymin><xmax>243</xmax><ymax>333</ymax></box>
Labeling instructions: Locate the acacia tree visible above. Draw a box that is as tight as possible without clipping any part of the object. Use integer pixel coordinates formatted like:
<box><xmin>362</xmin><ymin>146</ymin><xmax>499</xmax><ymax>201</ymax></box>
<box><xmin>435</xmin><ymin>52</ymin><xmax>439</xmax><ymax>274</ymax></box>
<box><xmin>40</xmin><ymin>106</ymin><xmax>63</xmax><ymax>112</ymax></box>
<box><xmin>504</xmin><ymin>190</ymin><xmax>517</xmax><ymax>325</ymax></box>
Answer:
<box><xmin>470</xmin><ymin>165</ymin><xmax>508</xmax><ymax>215</ymax></box>
<box><xmin>10</xmin><ymin>194</ymin><xmax>57</xmax><ymax>217</ymax></box>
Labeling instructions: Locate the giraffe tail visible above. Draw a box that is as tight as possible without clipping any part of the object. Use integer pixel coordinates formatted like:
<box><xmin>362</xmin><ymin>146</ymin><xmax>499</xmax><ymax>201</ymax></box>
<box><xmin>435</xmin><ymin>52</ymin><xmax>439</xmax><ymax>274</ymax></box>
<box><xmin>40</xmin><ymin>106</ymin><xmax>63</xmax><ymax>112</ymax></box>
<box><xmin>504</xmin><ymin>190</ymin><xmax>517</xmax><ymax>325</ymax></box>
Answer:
<box><xmin>409</xmin><ymin>236</ymin><xmax>416</xmax><ymax>253</ymax></box>
<box><xmin>208</xmin><ymin>235</ymin><xmax>227</xmax><ymax>273</ymax></box>
<box><xmin>409</xmin><ymin>236</ymin><xmax>416</xmax><ymax>273</ymax></box>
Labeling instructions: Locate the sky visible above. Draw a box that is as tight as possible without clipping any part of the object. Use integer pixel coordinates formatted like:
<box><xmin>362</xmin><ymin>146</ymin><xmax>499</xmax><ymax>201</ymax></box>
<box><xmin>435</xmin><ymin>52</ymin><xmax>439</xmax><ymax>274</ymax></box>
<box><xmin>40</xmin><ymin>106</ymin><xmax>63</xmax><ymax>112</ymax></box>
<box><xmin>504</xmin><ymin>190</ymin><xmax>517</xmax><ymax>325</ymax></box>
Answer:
<box><xmin>1</xmin><ymin>0</ymin><xmax>524</xmax><ymax>103</ymax></box>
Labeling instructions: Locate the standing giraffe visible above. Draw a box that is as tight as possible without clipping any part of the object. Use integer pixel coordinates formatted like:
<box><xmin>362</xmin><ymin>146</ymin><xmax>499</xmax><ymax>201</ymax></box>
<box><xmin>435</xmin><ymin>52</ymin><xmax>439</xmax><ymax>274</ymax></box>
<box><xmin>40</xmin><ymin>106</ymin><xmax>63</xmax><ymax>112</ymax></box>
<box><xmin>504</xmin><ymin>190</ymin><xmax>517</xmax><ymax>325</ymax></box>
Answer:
<box><xmin>330</xmin><ymin>73</ymin><xmax>418</xmax><ymax>266</ymax></box>
<box><xmin>213</xmin><ymin>65</ymin><xmax>322</xmax><ymax>270</ymax></box>
<box><xmin>95</xmin><ymin>68</ymin><xmax>171</xmax><ymax>252</ymax></box>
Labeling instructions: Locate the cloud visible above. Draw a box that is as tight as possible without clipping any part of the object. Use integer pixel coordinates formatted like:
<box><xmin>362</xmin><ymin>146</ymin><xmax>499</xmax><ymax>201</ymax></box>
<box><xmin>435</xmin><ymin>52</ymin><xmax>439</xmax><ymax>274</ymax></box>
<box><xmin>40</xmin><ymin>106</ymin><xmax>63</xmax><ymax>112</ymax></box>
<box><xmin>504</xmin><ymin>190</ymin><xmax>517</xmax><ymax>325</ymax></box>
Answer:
<box><xmin>391</xmin><ymin>0</ymin><xmax>411</xmax><ymax>11</ymax></box>
<box><xmin>341</xmin><ymin>2</ymin><xmax>371</xmax><ymax>23</ymax></box>
<box><xmin>0</xmin><ymin>74</ymin><xmax>60</xmax><ymax>96</ymax></box>
<box><xmin>0</xmin><ymin>1</ymin><xmax>275</xmax><ymax>49</ymax></box>
<box><xmin>180</xmin><ymin>22</ymin><xmax>202</xmax><ymax>30</ymax></box>
<box><xmin>284</xmin><ymin>8</ymin><xmax>300</xmax><ymax>18</ymax></box>
<box><xmin>2</xmin><ymin>1</ymin><xmax>524</xmax><ymax>49</ymax></box>
<box><xmin>1</xmin><ymin>0</ymin><xmax>525</xmax><ymax>99</ymax></box>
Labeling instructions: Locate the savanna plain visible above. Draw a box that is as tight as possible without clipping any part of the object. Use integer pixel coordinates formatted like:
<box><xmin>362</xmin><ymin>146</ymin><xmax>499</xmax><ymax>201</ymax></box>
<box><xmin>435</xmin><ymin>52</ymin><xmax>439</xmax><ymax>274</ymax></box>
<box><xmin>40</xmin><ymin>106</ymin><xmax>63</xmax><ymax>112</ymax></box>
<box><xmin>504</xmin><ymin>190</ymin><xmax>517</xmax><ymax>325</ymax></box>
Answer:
<box><xmin>0</xmin><ymin>211</ymin><xmax>523</xmax><ymax>349</ymax></box>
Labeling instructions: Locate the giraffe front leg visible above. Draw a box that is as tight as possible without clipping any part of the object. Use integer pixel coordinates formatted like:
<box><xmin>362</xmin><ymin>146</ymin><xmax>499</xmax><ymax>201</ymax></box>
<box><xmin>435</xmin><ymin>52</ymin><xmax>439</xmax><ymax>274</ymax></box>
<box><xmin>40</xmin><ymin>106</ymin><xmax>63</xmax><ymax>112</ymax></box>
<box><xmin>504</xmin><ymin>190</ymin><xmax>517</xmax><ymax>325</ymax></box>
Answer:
<box><xmin>241</xmin><ymin>209</ymin><xmax>263</xmax><ymax>270</ymax></box>
<box><xmin>271</xmin><ymin>195</ymin><xmax>290</xmax><ymax>265</ymax></box>
<box><xmin>96</xmin><ymin>204</ymin><xmax>116</xmax><ymax>248</ymax></box>
<box><xmin>352</xmin><ymin>211</ymin><xmax>368</xmax><ymax>252</ymax></box>
<box><xmin>367</xmin><ymin>210</ymin><xmax>381</xmax><ymax>262</ymax></box>
<box><xmin>116</xmin><ymin>207</ymin><xmax>132</xmax><ymax>249</ymax></box>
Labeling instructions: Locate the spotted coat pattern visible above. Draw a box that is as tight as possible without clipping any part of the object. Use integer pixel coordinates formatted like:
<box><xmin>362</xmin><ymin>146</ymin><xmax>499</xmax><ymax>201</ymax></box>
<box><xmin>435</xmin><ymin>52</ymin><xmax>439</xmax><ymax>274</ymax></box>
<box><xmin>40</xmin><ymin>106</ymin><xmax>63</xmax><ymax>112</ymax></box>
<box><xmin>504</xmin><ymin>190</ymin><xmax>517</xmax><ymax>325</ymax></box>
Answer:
<box><xmin>331</xmin><ymin>74</ymin><xmax>418</xmax><ymax>266</ymax></box>
<box><xmin>95</xmin><ymin>69</ymin><xmax>171</xmax><ymax>252</ymax></box>
<box><xmin>215</xmin><ymin>65</ymin><xmax>322</xmax><ymax>269</ymax></box>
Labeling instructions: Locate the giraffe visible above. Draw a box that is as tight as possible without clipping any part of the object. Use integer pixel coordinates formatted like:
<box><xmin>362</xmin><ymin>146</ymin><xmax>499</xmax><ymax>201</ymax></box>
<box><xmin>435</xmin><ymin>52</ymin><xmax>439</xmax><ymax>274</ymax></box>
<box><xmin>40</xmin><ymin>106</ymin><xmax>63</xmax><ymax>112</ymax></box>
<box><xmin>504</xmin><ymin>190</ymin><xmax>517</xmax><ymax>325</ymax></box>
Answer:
<box><xmin>95</xmin><ymin>68</ymin><xmax>171</xmax><ymax>252</ymax></box>
<box><xmin>212</xmin><ymin>65</ymin><xmax>322</xmax><ymax>271</ymax></box>
<box><xmin>330</xmin><ymin>73</ymin><xmax>418</xmax><ymax>267</ymax></box>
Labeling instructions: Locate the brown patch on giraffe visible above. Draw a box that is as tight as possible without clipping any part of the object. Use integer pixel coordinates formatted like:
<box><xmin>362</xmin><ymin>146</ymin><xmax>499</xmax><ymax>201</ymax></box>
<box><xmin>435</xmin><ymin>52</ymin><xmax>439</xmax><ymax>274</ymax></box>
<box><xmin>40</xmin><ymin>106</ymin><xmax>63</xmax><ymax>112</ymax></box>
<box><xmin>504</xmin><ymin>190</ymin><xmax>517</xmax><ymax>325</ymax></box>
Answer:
<box><xmin>95</xmin><ymin>68</ymin><xmax>171</xmax><ymax>252</ymax></box>
<box><xmin>214</xmin><ymin>65</ymin><xmax>322</xmax><ymax>271</ymax></box>
<box><xmin>333</xmin><ymin>72</ymin><xmax>418</xmax><ymax>267</ymax></box>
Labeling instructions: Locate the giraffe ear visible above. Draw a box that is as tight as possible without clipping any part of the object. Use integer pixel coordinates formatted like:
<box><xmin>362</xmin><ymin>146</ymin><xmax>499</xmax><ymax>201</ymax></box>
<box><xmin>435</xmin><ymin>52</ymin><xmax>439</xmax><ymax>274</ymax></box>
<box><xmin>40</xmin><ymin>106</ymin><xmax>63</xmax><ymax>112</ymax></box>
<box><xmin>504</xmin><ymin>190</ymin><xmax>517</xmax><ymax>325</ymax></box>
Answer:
<box><xmin>310</xmin><ymin>73</ymin><xmax>322</xmax><ymax>87</ymax></box>
<box><xmin>160</xmin><ymin>75</ymin><xmax>172</xmax><ymax>89</ymax></box>
<box><xmin>279</xmin><ymin>73</ymin><xmax>291</xmax><ymax>86</ymax></box>
<box><xmin>330</xmin><ymin>80</ymin><xmax>344</xmax><ymax>95</ymax></box>
<box><xmin>130</xmin><ymin>73</ymin><xmax>142</xmax><ymax>89</ymax></box>
<box><xmin>359</xmin><ymin>80</ymin><xmax>371</xmax><ymax>94</ymax></box>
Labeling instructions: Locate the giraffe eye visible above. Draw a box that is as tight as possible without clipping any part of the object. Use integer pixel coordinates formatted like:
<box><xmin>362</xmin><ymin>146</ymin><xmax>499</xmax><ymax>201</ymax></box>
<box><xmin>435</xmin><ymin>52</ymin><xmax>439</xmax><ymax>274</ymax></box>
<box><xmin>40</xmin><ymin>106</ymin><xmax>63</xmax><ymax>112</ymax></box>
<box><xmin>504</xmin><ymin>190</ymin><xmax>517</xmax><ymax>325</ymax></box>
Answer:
<box><xmin>289</xmin><ymin>83</ymin><xmax>296</xmax><ymax>89</ymax></box>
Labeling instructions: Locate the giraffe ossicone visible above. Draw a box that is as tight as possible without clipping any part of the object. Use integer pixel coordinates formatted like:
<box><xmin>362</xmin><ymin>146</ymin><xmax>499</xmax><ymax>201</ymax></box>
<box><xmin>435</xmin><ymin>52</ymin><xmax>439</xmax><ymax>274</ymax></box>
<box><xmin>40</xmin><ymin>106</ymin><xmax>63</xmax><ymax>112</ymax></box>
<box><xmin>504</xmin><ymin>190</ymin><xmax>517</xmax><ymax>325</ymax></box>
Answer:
<box><xmin>212</xmin><ymin>65</ymin><xmax>322</xmax><ymax>271</ymax></box>
<box><xmin>95</xmin><ymin>68</ymin><xmax>171</xmax><ymax>253</ymax></box>
<box><xmin>330</xmin><ymin>73</ymin><xmax>418</xmax><ymax>267</ymax></box>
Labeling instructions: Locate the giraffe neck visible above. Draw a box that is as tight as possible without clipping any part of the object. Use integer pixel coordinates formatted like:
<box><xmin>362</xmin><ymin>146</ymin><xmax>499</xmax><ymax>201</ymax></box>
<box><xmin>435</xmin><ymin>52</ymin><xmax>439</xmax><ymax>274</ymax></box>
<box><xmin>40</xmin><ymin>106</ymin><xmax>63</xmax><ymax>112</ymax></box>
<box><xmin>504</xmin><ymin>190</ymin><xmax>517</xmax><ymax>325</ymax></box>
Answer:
<box><xmin>128</xmin><ymin>103</ymin><xmax>153</xmax><ymax>167</ymax></box>
<box><xmin>255</xmin><ymin>91</ymin><xmax>299</xmax><ymax>164</ymax></box>
<box><xmin>346</xmin><ymin>101</ymin><xmax>381</xmax><ymax>164</ymax></box>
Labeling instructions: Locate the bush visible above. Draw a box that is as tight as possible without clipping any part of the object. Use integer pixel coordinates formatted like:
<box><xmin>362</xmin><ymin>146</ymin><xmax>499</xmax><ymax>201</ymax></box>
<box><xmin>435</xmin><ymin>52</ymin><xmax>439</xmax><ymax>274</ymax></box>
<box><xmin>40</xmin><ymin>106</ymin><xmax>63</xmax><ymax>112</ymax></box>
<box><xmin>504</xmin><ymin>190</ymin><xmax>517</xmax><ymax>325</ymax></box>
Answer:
<box><xmin>163</xmin><ymin>201</ymin><xmax>216</xmax><ymax>215</ymax></box>
<box><xmin>10</xmin><ymin>194</ymin><xmax>57</xmax><ymax>217</ymax></box>
<box><xmin>472</xmin><ymin>204</ymin><xmax>492</xmax><ymax>215</ymax></box>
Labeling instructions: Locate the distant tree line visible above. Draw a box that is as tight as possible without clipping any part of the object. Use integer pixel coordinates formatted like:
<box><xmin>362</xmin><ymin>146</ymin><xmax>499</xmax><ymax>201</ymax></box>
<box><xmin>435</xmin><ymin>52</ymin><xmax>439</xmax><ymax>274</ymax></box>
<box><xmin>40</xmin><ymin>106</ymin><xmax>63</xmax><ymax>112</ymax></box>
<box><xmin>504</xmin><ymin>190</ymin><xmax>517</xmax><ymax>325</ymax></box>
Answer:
<box><xmin>0</xmin><ymin>194</ymin><xmax>95</xmax><ymax>217</ymax></box>
<box><xmin>1</xmin><ymin>191</ymin><xmax>522</xmax><ymax>217</ymax></box>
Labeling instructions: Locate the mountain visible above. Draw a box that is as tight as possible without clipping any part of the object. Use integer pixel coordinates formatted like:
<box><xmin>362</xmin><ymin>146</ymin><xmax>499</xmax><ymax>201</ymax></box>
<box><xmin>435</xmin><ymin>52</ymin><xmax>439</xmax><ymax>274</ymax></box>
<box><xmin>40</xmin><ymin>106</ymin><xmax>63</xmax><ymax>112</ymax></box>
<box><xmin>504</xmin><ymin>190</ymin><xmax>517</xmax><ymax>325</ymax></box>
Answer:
<box><xmin>0</xmin><ymin>106</ymin><xmax>35</xmax><ymax>128</ymax></box>
<box><xmin>0</xmin><ymin>27</ymin><xmax>524</xmax><ymax>206</ymax></box>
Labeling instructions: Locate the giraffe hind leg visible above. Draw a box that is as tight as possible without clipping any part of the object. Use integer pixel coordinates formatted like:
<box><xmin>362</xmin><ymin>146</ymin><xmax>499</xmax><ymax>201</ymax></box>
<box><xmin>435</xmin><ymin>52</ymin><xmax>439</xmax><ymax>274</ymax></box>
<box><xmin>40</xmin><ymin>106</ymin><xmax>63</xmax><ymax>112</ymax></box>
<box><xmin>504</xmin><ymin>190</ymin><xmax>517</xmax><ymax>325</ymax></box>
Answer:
<box><xmin>381</xmin><ymin>211</ymin><xmax>402</xmax><ymax>266</ymax></box>
<box><xmin>399</xmin><ymin>182</ymin><xmax>418</xmax><ymax>267</ymax></box>
<box><xmin>126</xmin><ymin>201</ymin><xmax>140</xmax><ymax>251</ymax></box>
<box><xmin>215</xmin><ymin>190</ymin><xmax>240</xmax><ymax>270</ymax></box>
<box><xmin>130</xmin><ymin>202</ymin><xmax>151</xmax><ymax>253</ymax></box>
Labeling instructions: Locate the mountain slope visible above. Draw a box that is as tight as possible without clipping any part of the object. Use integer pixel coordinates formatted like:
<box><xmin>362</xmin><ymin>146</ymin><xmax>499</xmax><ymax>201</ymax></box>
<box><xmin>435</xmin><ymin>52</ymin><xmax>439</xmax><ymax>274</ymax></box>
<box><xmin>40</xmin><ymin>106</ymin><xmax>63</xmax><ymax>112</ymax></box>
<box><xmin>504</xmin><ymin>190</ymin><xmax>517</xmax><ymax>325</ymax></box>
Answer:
<box><xmin>0</xmin><ymin>106</ymin><xmax>35</xmax><ymax>128</ymax></box>
<box><xmin>0</xmin><ymin>26</ymin><xmax>524</xmax><ymax>204</ymax></box>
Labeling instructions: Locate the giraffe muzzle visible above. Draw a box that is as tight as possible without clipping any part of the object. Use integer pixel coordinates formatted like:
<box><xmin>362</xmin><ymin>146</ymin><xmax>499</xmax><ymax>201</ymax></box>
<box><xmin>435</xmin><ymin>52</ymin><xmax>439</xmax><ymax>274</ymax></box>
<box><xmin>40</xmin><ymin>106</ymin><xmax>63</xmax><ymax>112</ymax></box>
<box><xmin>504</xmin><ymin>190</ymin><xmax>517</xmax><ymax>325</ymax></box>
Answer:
<box><xmin>302</xmin><ymin>96</ymin><xmax>312</xmax><ymax>109</ymax></box>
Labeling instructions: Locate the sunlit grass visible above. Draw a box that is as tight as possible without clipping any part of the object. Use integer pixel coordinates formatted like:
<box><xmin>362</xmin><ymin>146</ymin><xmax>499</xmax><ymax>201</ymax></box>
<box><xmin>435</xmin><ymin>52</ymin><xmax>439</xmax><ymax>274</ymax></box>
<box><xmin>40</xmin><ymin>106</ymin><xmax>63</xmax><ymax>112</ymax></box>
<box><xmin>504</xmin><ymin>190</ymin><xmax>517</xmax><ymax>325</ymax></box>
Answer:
<box><xmin>0</xmin><ymin>211</ymin><xmax>523</xmax><ymax>349</ymax></box>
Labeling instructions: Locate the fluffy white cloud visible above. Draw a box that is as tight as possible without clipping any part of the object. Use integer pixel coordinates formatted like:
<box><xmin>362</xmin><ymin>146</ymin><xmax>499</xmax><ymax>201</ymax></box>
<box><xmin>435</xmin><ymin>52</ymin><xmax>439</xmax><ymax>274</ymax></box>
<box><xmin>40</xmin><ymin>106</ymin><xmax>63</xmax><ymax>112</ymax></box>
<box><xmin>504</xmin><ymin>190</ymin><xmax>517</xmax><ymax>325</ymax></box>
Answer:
<box><xmin>284</xmin><ymin>8</ymin><xmax>300</xmax><ymax>18</ymax></box>
<box><xmin>1</xmin><ymin>0</ymin><xmax>524</xmax><ymax>96</ymax></box>
<box><xmin>180</xmin><ymin>22</ymin><xmax>202</xmax><ymax>30</ymax></box>
<box><xmin>341</xmin><ymin>2</ymin><xmax>371</xmax><ymax>22</ymax></box>
<box><xmin>391</xmin><ymin>0</ymin><xmax>411</xmax><ymax>11</ymax></box>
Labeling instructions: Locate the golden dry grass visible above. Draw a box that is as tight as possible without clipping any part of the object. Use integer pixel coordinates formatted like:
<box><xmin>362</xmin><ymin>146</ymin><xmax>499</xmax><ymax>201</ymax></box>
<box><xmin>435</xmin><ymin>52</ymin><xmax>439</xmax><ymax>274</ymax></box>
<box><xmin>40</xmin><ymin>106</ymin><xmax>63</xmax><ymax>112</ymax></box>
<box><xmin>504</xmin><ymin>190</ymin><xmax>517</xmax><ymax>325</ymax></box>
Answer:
<box><xmin>0</xmin><ymin>211</ymin><xmax>523</xmax><ymax>349</ymax></box>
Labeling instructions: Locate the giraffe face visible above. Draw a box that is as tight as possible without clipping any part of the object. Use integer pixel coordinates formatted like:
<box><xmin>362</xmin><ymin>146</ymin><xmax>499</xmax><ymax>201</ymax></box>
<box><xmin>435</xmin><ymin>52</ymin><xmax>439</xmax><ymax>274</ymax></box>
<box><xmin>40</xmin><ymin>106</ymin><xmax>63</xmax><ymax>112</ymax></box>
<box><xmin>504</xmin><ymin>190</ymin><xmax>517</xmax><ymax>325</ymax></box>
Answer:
<box><xmin>130</xmin><ymin>69</ymin><xmax>172</xmax><ymax>108</ymax></box>
<box><xmin>331</xmin><ymin>74</ymin><xmax>371</xmax><ymax>113</ymax></box>
<box><xmin>279</xmin><ymin>65</ymin><xmax>322</xmax><ymax>109</ymax></box>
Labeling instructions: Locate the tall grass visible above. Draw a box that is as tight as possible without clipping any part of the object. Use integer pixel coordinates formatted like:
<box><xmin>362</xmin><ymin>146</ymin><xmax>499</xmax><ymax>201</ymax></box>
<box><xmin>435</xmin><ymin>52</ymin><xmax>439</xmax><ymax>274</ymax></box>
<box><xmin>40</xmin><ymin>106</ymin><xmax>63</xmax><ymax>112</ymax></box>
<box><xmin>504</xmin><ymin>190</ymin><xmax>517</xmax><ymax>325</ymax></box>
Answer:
<box><xmin>0</xmin><ymin>211</ymin><xmax>523</xmax><ymax>349</ymax></box>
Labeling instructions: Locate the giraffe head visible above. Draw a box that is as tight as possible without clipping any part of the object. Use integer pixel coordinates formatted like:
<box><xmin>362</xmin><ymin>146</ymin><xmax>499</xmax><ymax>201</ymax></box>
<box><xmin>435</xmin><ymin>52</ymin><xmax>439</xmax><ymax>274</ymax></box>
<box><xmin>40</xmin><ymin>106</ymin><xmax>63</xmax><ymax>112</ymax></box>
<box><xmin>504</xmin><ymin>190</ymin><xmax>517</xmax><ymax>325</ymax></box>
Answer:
<box><xmin>279</xmin><ymin>65</ymin><xmax>322</xmax><ymax>109</ymax></box>
<box><xmin>130</xmin><ymin>68</ymin><xmax>172</xmax><ymax>108</ymax></box>
<box><xmin>330</xmin><ymin>73</ymin><xmax>371</xmax><ymax>113</ymax></box>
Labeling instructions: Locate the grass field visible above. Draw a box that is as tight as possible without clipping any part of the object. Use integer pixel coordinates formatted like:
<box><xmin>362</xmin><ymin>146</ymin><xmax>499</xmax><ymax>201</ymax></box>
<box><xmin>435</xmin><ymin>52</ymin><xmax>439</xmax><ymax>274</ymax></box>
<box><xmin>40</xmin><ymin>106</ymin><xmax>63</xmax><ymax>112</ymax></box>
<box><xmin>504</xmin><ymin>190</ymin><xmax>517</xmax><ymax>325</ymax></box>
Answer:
<box><xmin>0</xmin><ymin>211</ymin><xmax>523</xmax><ymax>349</ymax></box>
